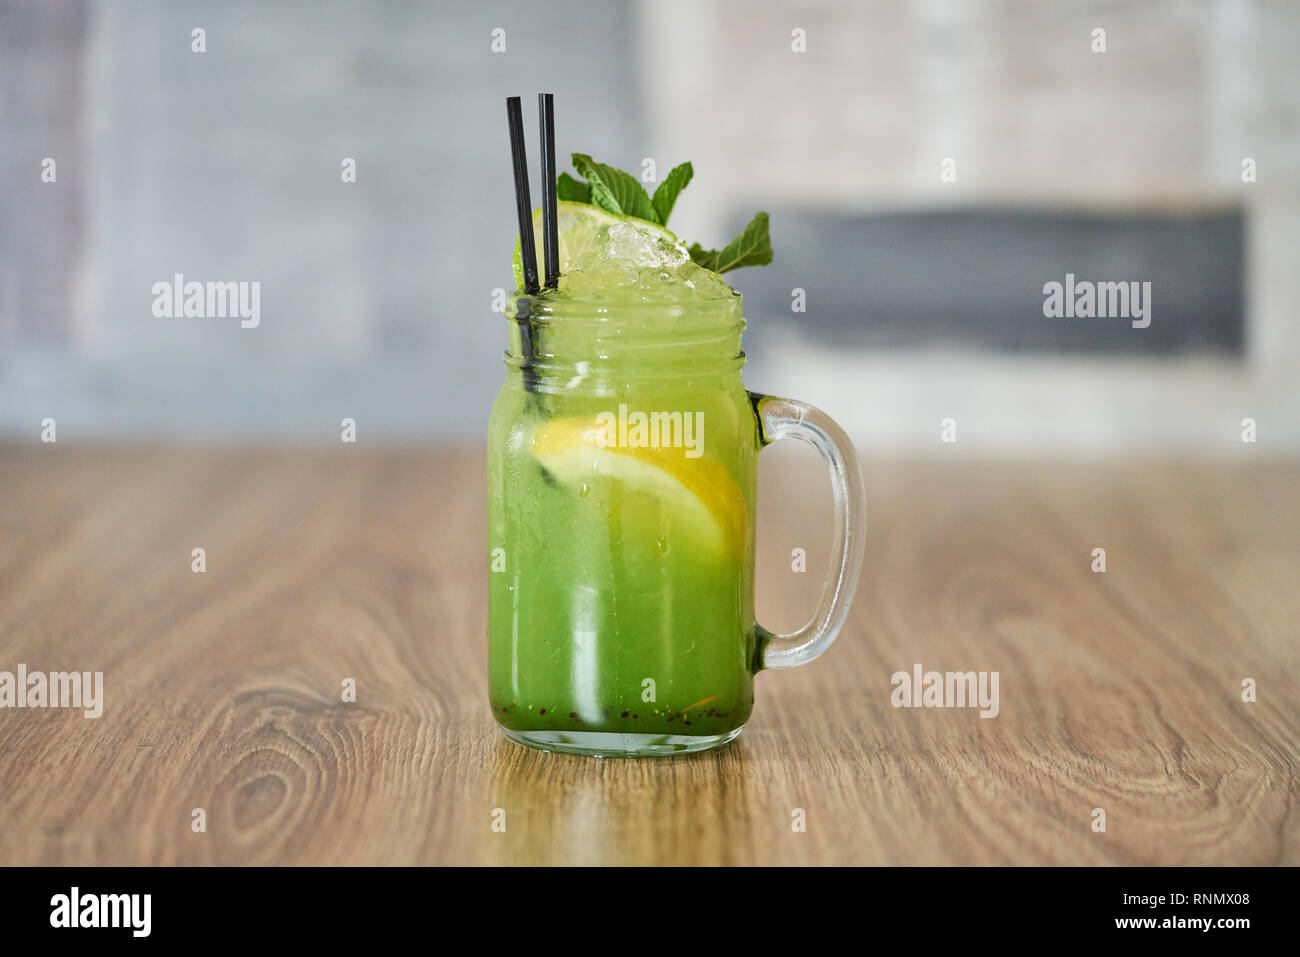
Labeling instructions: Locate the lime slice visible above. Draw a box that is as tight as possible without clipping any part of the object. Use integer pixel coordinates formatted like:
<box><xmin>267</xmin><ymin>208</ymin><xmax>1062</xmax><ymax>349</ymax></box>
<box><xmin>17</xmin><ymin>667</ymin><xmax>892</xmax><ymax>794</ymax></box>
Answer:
<box><xmin>530</xmin><ymin>416</ymin><xmax>746</xmax><ymax>556</ymax></box>
<box><xmin>511</xmin><ymin>202</ymin><xmax>680</xmax><ymax>292</ymax></box>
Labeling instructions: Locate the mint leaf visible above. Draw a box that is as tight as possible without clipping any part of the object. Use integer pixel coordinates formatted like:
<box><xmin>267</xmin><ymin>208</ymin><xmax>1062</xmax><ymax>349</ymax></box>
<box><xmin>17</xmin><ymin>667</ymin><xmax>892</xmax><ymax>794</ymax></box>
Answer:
<box><xmin>689</xmin><ymin>212</ymin><xmax>772</xmax><ymax>273</ymax></box>
<box><xmin>651</xmin><ymin>162</ymin><xmax>693</xmax><ymax>225</ymax></box>
<box><xmin>556</xmin><ymin>172</ymin><xmax>590</xmax><ymax>204</ymax></box>
<box><xmin>571</xmin><ymin>153</ymin><xmax>660</xmax><ymax>224</ymax></box>
<box><xmin>687</xmin><ymin>243</ymin><xmax>718</xmax><ymax>271</ymax></box>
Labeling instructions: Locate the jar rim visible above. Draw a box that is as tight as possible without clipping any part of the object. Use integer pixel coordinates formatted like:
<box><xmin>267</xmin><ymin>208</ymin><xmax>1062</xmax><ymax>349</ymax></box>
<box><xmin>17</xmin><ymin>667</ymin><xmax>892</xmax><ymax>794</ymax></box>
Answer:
<box><xmin>502</xmin><ymin>290</ymin><xmax>747</xmax><ymax>390</ymax></box>
<box><xmin>508</xmin><ymin>290</ymin><xmax>744</xmax><ymax>330</ymax></box>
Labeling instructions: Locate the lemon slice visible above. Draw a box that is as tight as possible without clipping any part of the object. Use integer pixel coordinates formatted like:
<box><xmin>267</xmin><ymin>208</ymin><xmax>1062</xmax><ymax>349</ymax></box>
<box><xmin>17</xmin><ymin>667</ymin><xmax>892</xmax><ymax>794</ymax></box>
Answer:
<box><xmin>511</xmin><ymin>202</ymin><xmax>681</xmax><ymax>292</ymax></box>
<box><xmin>530</xmin><ymin>416</ymin><xmax>746</xmax><ymax>556</ymax></box>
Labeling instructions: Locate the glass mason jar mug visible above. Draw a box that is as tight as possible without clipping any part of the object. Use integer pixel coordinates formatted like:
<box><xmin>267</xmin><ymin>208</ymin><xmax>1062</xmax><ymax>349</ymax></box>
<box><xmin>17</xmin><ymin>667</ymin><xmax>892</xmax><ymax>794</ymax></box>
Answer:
<box><xmin>487</xmin><ymin>290</ymin><xmax>866</xmax><ymax>756</ymax></box>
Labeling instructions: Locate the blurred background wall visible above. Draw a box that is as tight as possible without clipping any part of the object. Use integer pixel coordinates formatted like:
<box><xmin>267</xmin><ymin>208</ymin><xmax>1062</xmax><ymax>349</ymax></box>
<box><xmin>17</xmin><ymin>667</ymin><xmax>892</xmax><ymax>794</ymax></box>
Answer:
<box><xmin>2</xmin><ymin>0</ymin><xmax>1297</xmax><ymax>453</ymax></box>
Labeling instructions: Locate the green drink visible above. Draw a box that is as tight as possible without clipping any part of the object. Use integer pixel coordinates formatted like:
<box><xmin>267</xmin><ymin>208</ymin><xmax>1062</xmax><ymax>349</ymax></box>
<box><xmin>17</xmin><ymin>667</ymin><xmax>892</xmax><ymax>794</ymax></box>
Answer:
<box><xmin>489</xmin><ymin>179</ymin><xmax>865</xmax><ymax>758</ymax></box>
<box><xmin>489</xmin><ymin>206</ymin><xmax>755</xmax><ymax>751</ymax></box>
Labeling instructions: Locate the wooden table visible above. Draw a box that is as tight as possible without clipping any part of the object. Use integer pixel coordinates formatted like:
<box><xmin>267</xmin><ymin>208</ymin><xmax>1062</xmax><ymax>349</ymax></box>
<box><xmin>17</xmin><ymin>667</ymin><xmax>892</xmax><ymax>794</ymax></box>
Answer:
<box><xmin>1</xmin><ymin>445</ymin><xmax>1296</xmax><ymax>865</ymax></box>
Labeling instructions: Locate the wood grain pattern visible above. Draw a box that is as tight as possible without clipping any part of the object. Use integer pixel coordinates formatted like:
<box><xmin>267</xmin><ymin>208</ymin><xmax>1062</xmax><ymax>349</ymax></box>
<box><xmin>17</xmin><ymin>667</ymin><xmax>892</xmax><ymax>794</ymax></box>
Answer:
<box><xmin>0</xmin><ymin>445</ymin><xmax>1296</xmax><ymax>865</ymax></box>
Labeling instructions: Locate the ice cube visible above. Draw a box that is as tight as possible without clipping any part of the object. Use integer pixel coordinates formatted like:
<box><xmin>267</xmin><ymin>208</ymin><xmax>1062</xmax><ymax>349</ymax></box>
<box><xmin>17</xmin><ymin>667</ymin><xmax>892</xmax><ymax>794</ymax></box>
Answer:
<box><xmin>600</xmin><ymin>222</ymin><xmax>687</xmax><ymax>270</ymax></box>
<box><xmin>561</xmin><ymin>220</ymin><xmax>737</xmax><ymax>302</ymax></box>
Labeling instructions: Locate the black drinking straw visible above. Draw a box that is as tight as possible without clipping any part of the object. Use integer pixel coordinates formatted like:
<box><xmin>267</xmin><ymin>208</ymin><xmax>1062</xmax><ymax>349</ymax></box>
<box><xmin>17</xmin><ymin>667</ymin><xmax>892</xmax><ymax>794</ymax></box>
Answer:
<box><xmin>506</xmin><ymin>96</ymin><xmax>540</xmax><ymax>296</ymax></box>
<box><xmin>539</xmin><ymin>93</ymin><xmax>560</xmax><ymax>289</ymax></box>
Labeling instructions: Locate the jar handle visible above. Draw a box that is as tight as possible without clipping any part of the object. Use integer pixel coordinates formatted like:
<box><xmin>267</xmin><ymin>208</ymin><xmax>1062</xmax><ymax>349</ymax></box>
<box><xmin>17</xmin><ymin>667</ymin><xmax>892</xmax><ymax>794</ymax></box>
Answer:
<box><xmin>751</xmin><ymin>393</ymin><xmax>867</xmax><ymax>670</ymax></box>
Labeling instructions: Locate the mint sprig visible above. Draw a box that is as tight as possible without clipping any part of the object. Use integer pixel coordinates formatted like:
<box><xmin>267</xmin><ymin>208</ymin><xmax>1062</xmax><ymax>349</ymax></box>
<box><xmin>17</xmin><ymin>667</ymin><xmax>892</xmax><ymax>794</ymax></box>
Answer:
<box><xmin>556</xmin><ymin>171</ymin><xmax>590</xmax><ymax>204</ymax></box>
<box><xmin>572</xmin><ymin>153</ymin><xmax>661</xmax><ymax>224</ymax></box>
<box><xmin>688</xmin><ymin>213</ymin><xmax>772</xmax><ymax>273</ymax></box>
<box><xmin>556</xmin><ymin>154</ymin><xmax>772</xmax><ymax>274</ymax></box>
<box><xmin>651</xmin><ymin>161</ymin><xmax>693</xmax><ymax>224</ymax></box>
